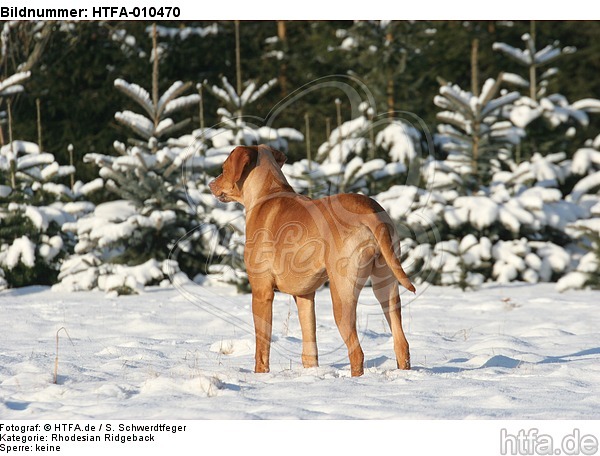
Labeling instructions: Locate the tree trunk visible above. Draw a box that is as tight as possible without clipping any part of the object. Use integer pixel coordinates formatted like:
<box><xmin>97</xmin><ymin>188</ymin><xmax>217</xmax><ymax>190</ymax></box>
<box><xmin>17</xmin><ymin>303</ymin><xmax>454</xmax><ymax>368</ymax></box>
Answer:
<box><xmin>471</xmin><ymin>38</ymin><xmax>479</xmax><ymax>97</ymax></box>
<box><xmin>529</xmin><ymin>21</ymin><xmax>537</xmax><ymax>101</ymax></box>
<box><xmin>151</xmin><ymin>23</ymin><xmax>159</xmax><ymax>127</ymax></box>
<box><xmin>387</xmin><ymin>76</ymin><xmax>395</xmax><ymax>117</ymax></box>
<box><xmin>277</xmin><ymin>21</ymin><xmax>288</xmax><ymax>97</ymax></box>
<box><xmin>36</xmin><ymin>98</ymin><xmax>43</xmax><ymax>151</ymax></box>
<box><xmin>18</xmin><ymin>23</ymin><xmax>52</xmax><ymax>73</ymax></box>
<box><xmin>7</xmin><ymin>99</ymin><xmax>16</xmax><ymax>189</ymax></box>
<box><xmin>530</xmin><ymin>64</ymin><xmax>537</xmax><ymax>101</ymax></box>
<box><xmin>472</xmin><ymin>132</ymin><xmax>479</xmax><ymax>186</ymax></box>
<box><xmin>235</xmin><ymin>20</ymin><xmax>242</xmax><ymax>99</ymax></box>
<box><xmin>385</xmin><ymin>31</ymin><xmax>395</xmax><ymax>116</ymax></box>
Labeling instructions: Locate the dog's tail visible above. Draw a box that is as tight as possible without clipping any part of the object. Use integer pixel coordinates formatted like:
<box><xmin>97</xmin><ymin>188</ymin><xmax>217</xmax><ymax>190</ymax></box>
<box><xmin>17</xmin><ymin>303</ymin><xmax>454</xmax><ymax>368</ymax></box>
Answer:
<box><xmin>364</xmin><ymin>209</ymin><xmax>416</xmax><ymax>294</ymax></box>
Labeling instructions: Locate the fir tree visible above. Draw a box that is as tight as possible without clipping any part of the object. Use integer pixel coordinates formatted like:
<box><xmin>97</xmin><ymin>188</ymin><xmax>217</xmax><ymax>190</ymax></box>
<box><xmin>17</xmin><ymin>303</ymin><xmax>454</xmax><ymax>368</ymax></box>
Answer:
<box><xmin>336</xmin><ymin>21</ymin><xmax>436</xmax><ymax>115</ymax></box>
<box><xmin>202</xmin><ymin>75</ymin><xmax>303</xmax><ymax>151</ymax></box>
<box><xmin>494</xmin><ymin>27</ymin><xmax>600</xmax><ymax>157</ymax></box>
<box><xmin>0</xmin><ymin>71</ymin><xmax>31</xmax><ymax>144</ymax></box>
<box><xmin>55</xmin><ymin>27</ymin><xmax>208</xmax><ymax>294</ymax></box>
<box><xmin>0</xmin><ymin>138</ymin><xmax>96</xmax><ymax>289</ymax></box>
<box><xmin>434</xmin><ymin>76</ymin><xmax>524</xmax><ymax>189</ymax></box>
<box><xmin>1</xmin><ymin>69</ymin><xmax>94</xmax><ymax>289</ymax></box>
<box><xmin>199</xmin><ymin>74</ymin><xmax>303</xmax><ymax>289</ymax></box>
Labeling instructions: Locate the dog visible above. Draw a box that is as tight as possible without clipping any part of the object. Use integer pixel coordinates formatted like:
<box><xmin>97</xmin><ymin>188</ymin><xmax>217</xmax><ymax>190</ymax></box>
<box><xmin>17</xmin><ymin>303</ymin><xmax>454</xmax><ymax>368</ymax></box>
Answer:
<box><xmin>209</xmin><ymin>144</ymin><xmax>415</xmax><ymax>377</ymax></box>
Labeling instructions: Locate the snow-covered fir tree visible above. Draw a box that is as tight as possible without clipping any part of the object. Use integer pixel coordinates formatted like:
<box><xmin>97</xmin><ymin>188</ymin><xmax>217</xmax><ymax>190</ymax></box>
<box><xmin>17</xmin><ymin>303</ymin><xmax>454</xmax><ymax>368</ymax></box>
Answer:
<box><xmin>0</xmin><ymin>70</ymin><xmax>31</xmax><ymax>143</ymax></box>
<box><xmin>55</xmin><ymin>72</ymin><xmax>207</xmax><ymax>294</ymax></box>
<box><xmin>434</xmin><ymin>76</ymin><xmax>525</xmax><ymax>189</ymax></box>
<box><xmin>335</xmin><ymin>21</ymin><xmax>436</xmax><ymax>115</ymax></box>
<box><xmin>53</xmin><ymin>25</ymin><xmax>218</xmax><ymax>294</ymax></box>
<box><xmin>494</xmin><ymin>30</ymin><xmax>600</xmax><ymax>157</ymax></box>
<box><xmin>285</xmin><ymin>101</ymin><xmax>417</xmax><ymax>197</ymax></box>
<box><xmin>198</xmin><ymin>75</ymin><xmax>303</xmax><ymax>288</ymax></box>
<box><xmin>557</xmin><ymin>134</ymin><xmax>600</xmax><ymax>290</ymax></box>
<box><xmin>56</xmin><ymin>28</ymin><xmax>304</xmax><ymax>293</ymax></box>
<box><xmin>0</xmin><ymin>139</ymin><xmax>97</xmax><ymax>289</ymax></box>
<box><xmin>493</xmin><ymin>31</ymin><xmax>576</xmax><ymax>103</ymax></box>
<box><xmin>0</xmin><ymin>69</ymin><xmax>94</xmax><ymax>289</ymax></box>
<box><xmin>376</xmin><ymin>131</ymin><xmax>600</xmax><ymax>291</ymax></box>
<box><xmin>373</xmin><ymin>34</ymin><xmax>600</xmax><ymax>291</ymax></box>
<box><xmin>203</xmin><ymin>75</ymin><xmax>302</xmax><ymax>152</ymax></box>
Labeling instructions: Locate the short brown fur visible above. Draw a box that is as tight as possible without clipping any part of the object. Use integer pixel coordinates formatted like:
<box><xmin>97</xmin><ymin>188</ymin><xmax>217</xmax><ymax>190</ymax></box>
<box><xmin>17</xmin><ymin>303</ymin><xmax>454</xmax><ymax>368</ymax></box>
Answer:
<box><xmin>209</xmin><ymin>145</ymin><xmax>414</xmax><ymax>376</ymax></box>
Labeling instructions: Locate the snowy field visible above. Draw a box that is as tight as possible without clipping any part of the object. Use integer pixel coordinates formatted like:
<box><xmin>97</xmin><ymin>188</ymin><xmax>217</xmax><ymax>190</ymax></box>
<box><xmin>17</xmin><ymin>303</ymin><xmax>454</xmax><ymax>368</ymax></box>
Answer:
<box><xmin>0</xmin><ymin>282</ymin><xmax>599</xmax><ymax>420</ymax></box>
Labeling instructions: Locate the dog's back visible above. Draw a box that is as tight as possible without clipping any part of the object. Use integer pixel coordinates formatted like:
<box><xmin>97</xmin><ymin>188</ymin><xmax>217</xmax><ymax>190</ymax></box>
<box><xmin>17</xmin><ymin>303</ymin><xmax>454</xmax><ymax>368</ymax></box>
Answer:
<box><xmin>245</xmin><ymin>192</ymin><xmax>414</xmax><ymax>293</ymax></box>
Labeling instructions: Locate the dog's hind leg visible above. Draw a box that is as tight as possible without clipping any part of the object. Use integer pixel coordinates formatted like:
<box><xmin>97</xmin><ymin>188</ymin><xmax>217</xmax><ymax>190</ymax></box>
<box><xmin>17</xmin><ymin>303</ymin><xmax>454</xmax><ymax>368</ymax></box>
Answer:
<box><xmin>371</xmin><ymin>257</ymin><xmax>410</xmax><ymax>370</ymax></box>
<box><xmin>329</xmin><ymin>278</ymin><xmax>364</xmax><ymax>377</ymax></box>
<box><xmin>294</xmin><ymin>293</ymin><xmax>319</xmax><ymax>368</ymax></box>
<box><xmin>328</xmin><ymin>252</ymin><xmax>374</xmax><ymax>377</ymax></box>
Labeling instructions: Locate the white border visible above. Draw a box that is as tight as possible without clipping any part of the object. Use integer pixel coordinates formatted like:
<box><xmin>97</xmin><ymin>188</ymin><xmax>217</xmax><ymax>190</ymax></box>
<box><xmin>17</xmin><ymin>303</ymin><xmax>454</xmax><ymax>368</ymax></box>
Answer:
<box><xmin>3</xmin><ymin>0</ymin><xmax>597</xmax><ymax>20</ymax></box>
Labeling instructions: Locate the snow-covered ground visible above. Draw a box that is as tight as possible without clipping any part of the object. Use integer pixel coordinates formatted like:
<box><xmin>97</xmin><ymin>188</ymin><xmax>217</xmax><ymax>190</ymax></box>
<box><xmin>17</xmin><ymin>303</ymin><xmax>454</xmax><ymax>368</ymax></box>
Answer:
<box><xmin>1</xmin><ymin>282</ymin><xmax>599</xmax><ymax>419</ymax></box>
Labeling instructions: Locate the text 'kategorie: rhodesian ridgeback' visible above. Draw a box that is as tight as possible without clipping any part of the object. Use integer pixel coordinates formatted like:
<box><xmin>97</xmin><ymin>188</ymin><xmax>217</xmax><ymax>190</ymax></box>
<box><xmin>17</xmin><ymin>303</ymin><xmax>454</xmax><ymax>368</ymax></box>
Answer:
<box><xmin>209</xmin><ymin>144</ymin><xmax>415</xmax><ymax>377</ymax></box>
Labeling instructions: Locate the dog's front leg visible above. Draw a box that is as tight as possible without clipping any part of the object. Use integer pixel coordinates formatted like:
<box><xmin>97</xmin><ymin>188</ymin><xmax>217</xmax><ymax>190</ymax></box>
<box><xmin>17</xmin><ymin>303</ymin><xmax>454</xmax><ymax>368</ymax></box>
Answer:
<box><xmin>252</xmin><ymin>287</ymin><xmax>275</xmax><ymax>373</ymax></box>
<box><xmin>294</xmin><ymin>294</ymin><xmax>318</xmax><ymax>368</ymax></box>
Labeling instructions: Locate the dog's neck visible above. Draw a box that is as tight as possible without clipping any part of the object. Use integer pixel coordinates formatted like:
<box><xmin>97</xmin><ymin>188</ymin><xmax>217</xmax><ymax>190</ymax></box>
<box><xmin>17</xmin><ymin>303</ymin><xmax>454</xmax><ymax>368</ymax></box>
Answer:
<box><xmin>241</xmin><ymin>152</ymin><xmax>295</xmax><ymax>210</ymax></box>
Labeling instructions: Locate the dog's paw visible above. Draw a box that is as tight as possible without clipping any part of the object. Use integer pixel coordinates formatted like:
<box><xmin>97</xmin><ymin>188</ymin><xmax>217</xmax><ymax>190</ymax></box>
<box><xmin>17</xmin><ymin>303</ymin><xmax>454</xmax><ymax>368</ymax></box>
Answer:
<box><xmin>351</xmin><ymin>367</ymin><xmax>365</xmax><ymax>377</ymax></box>
<box><xmin>254</xmin><ymin>364</ymin><xmax>270</xmax><ymax>374</ymax></box>
<box><xmin>397</xmin><ymin>359</ymin><xmax>411</xmax><ymax>370</ymax></box>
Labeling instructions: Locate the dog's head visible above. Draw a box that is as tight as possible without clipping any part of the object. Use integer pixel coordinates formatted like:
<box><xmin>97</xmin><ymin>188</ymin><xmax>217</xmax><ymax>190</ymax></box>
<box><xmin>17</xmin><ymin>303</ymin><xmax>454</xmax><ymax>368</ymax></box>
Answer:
<box><xmin>209</xmin><ymin>145</ymin><xmax>287</xmax><ymax>204</ymax></box>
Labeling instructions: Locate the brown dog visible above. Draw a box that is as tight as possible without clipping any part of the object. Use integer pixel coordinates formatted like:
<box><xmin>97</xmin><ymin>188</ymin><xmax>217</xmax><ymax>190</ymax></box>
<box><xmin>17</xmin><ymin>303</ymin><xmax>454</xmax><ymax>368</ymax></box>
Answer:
<box><xmin>209</xmin><ymin>144</ymin><xmax>414</xmax><ymax>377</ymax></box>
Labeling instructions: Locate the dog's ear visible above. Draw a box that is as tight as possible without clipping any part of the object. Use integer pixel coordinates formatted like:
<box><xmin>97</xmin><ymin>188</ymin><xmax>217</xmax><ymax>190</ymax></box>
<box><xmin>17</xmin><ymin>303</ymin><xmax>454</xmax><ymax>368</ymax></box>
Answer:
<box><xmin>271</xmin><ymin>148</ymin><xmax>287</xmax><ymax>168</ymax></box>
<box><xmin>228</xmin><ymin>147</ymin><xmax>258</xmax><ymax>183</ymax></box>
<box><xmin>259</xmin><ymin>145</ymin><xmax>287</xmax><ymax>168</ymax></box>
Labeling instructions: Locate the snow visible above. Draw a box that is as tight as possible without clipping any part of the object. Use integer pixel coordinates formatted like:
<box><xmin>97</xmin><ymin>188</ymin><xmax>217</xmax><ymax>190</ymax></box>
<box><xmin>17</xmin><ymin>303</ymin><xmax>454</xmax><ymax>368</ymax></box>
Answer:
<box><xmin>97</xmin><ymin>260</ymin><xmax>164</xmax><ymax>295</ymax></box>
<box><xmin>0</xmin><ymin>185</ymin><xmax>11</xmax><ymax>198</ymax></box>
<box><xmin>1</xmin><ymin>282</ymin><xmax>598</xmax><ymax>419</ymax></box>
<box><xmin>16</xmin><ymin>152</ymin><xmax>54</xmax><ymax>170</ymax></box>
<box><xmin>153</xmin><ymin>23</ymin><xmax>218</xmax><ymax>40</ymax></box>
<box><xmin>38</xmin><ymin>235</ymin><xmax>63</xmax><ymax>261</ymax></box>
<box><xmin>114</xmin><ymin>79</ymin><xmax>153</xmax><ymax>117</ymax></box>
<box><xmin>164</xmin><ymin>94</ymin><xmax>201</xmax><ymax>117</ymax></box>
<box><xmin>2</xmin><ymin>236</ymin><xmax>36</xmax><ymax>269</ymax></box>
<box><xmin>154</xmin><ymin>118</ymin><xmax>175</xmax><ymax>137</ymax></box>
<box><xmin>114</xmin><ymin>111</ymin><xmax>154</xmax><ymax>139</ymax></box>
<box><xmin>452</xmin><ymin>196</ymin><xmax>499</xmax><ymax>230</ymax></box>
<box><xmin>492</xmin><ymin>42</ymin><xmax>531</xmax><ymax>65</ymax></box>
<box><xmin>510</xmin><ymin>103</ymin><xmax>543</xmax><ymax>128</ymax></box>
<box><xmin>501</xmin><ymin>72</ymin><xmax>529</xmax><ymax>88</ymax></box>
<box><xmin>376</xmin><ymin>121</ymin><xmax>421</xmax><ymax>164</ymax></box>
<box><xmin>534</xmin><ymin>45</ymin><xmax>561</xmax><ymax>65</ymax></box>
<box><xmin>73</xmin><ymin>178</ymin><xmax>104</xmax><ymax>197</ymax></box>
<box><xmin>340</xmin><ymin>36</ymin><xmax>358</xmax><ymax>50</ymax></box>
<box><xmin>327</xmin><ymin>116</ymin><xmax>369</xmax><ymax>145</ymax></box>
<box><xmin>570</xmin><ymin>172</ymin><xmax>600</xmax><ymax>202</ymax></box>
<box><xmin>248</xmin><ymin>79</ymin><xmax>278</xmax><ymax>104</ymax></box>
<box><xmin>556</xmin><ymin>272</ymin><xmax>589</xmax><ymax>292</ymax></box>
<box><xmin>571</xmin><ymin>98</ymin><xmax>600</xmax><ymax>113</ymax></box>
<box><xmin>0</xmin><ymin>140</ymin><xmax>40</xmax><ymax>157</ymax></box>
<box><xmin>221</xmin><ymin>77</ymin><xmax>240</xmax><ymax>107</ymax></box>
<box><xmin>54</xmin><ymin>255</ymin><xmax>100</xmax><ymax>292</ymax></box>
<box><xmin>23</xmin><ymin>205</ymin><xmax>73</xmax><ymax>231</ymax></box>
<box><xmin>571</xmin><ymin>148</ymin><xmax>600</xmax><ymax>175</ymax></box>
<box><xmin>93</xmin><ymin>200</ymin><xmax>137</xmax><ymax>221</ymax></box>
<box><xmin>498</xmin><ymin>206</ymin><xmax>521</xmax><ymax>232</ymax></box>
<box><xmin>71</xmin><ymin>200</ymin><xmax>139</xmax><ymax>250</ymax></box>
<box><xmin>481</xmin><ymin>91</ymin><xmax>520</xmax><ymax>117</ymax></box>
<box><xmin>156</xmin><ymin>81</ymin><xmax>192</xmax><ymax>115</ymax></box>
<box><xmin>0</xmin><ymin>71</ymin><xmax>30</xmax><ymax>95</ymax></box>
